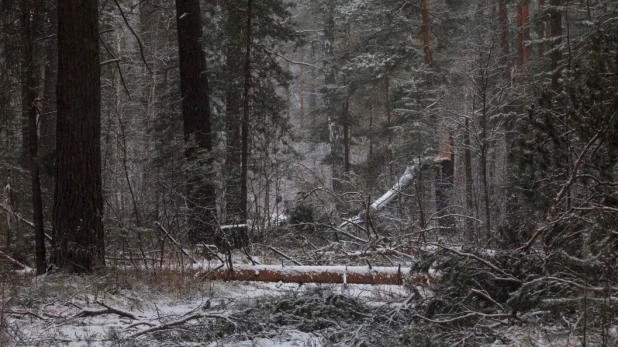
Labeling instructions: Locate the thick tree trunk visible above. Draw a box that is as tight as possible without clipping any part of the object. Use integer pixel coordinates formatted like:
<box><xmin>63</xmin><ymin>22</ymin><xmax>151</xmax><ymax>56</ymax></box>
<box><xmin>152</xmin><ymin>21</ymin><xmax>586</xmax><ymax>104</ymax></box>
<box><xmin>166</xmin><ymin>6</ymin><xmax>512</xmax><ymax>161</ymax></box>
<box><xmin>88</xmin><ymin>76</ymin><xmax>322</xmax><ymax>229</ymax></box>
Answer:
<box><xmin>21</xmin><ymin>0</ymin><xmax>46</xmax><ymax>274</ymax></box>
<box><xmin>175</xmin><ymin>0</ymin><xmax>217</xmax><ymax>243</ymax></box>
<box><xmin>41</xmin><ymin>0</ymin><xmax>57</xmax><ymax>257</ymax></box>
<box><xmin>224</xmin><ymin>2</ymin><xmax>244</xmax><ymax>225</ymax></box>
<box><xmin>54</xmin><ymin>0</ymin><xmax>104</xmax><ymax>273</ymax></box>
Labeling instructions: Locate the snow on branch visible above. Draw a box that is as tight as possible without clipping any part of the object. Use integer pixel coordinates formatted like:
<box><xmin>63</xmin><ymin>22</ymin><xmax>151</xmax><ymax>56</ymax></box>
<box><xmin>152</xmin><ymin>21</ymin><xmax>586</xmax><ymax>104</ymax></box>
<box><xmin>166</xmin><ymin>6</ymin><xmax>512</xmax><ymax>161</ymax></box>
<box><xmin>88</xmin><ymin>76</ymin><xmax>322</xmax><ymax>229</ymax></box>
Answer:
<box><xmin>129</xmin><ymin>313</ymin><xmax>236</xmax><ymax>338</ymax></box>
<box><xmin>202</xmin><ymin>264</ymin><xmax>436</xmax><ymax>286</ymax></box>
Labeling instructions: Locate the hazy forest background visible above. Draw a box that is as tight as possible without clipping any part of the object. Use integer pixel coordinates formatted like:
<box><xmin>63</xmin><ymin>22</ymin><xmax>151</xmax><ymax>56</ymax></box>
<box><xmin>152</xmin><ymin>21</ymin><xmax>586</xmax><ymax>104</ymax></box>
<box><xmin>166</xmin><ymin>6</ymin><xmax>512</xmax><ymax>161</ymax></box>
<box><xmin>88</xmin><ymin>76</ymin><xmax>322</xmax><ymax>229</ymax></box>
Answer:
<box><xmin>1</xmin><ymin>0</ymin><xmax>618</xmax><ymax>345</ymax></box>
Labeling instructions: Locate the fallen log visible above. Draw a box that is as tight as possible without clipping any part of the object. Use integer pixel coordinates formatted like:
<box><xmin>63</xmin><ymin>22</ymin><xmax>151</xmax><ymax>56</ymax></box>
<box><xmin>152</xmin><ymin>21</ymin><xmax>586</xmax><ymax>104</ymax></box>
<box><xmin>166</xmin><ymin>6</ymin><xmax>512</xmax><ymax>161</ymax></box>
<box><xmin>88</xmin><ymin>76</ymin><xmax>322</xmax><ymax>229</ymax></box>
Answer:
<box><xmin>203</xmin><ymin>265</ymin><xmax>436</xmax><ymax>286</ymax></box>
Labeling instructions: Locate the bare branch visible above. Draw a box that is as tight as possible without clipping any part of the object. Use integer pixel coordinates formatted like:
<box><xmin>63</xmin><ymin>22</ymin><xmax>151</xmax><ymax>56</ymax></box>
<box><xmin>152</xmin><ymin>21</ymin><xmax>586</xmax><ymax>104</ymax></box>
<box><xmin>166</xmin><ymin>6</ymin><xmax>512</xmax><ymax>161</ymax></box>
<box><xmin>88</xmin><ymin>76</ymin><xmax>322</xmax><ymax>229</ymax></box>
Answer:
<box><xmin>111</xmin><ymin>0</ymin><xmax>152</xmax><ymax>73</ymax></box>
<box><xmin>129</xmin><ymin>313</ymin><xmax>235</xmax><ymax>338</ymax></box>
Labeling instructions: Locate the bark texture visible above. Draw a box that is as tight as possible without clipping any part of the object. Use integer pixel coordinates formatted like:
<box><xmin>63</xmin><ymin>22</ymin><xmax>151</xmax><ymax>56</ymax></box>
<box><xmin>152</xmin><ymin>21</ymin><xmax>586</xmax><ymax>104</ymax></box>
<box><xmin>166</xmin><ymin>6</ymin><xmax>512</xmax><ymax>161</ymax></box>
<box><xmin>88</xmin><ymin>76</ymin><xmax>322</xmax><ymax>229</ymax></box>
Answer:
<box><xmin>175</xmin><ymin>0</ymin><xmax>217</xmax><ymax>242</ymax></box>
<box><xmin>54</xmin><ymin>0</ymin><xmax>104</xmax><ymax>273</ymax></box>
<box><xmin>224</xmin><ymin>1</ymin><xmax>244</xmax><ymax>225</ymax></box>
<box><xmin>21</xmin><ymin>0</ymin><xmax>46</xmax><ymax>274</ymax></box>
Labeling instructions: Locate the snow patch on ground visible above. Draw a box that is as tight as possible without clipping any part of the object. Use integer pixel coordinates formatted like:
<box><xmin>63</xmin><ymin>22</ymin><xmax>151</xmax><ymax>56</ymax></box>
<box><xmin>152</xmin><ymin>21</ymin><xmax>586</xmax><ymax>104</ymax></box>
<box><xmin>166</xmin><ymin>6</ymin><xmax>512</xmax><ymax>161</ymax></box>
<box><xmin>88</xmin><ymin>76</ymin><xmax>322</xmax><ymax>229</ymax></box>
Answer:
<box><xmin>3</xmin><ymin>273</ymin><xmax>409</xmax><ymax>346</ymax></box>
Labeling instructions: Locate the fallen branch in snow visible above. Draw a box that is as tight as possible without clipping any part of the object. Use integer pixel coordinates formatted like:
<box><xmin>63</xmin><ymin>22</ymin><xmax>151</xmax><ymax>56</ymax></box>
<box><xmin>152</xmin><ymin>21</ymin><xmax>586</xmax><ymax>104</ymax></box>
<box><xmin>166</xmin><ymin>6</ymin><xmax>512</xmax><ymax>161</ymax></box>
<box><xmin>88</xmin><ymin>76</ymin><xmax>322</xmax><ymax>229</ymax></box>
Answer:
<box><xmin>413</xmin><ymin>311</ymin><xmax>513</xmax><ymax>324</ymax></box>
<box><xmin>70</xmin><ymin>301</ymin><xmax>139</xmax><ymax>320</ymax></box>
<box><xmin>0</xmin><ymin>250</ymin><xmax>32</xmax><ymax>272</ymax></box>
<box><xmin>125</xmin><ymin>321</ymin><xmax>156</xmax><ymax>329</ymax></box>
<box><xmin>4</xmin><ymin>310</ymin><xmax>47</xmax><ymax>320</ymax></box>
<box><xmin>203</xmin><ymin>264</ymin><xmax>434</xmax><ymax>286</ymax></box>
<box><xmin>129</xmin><ymin>313</ymin><xmax>235</xmax><ymax>338</ymax></box>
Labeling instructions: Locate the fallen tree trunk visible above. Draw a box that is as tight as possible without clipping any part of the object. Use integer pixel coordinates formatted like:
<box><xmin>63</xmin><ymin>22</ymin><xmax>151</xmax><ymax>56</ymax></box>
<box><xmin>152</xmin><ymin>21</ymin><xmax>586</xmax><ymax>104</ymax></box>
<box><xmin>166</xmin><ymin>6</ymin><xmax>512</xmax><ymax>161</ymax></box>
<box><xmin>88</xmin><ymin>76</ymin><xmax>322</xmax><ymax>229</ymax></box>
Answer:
<box><xmin>203</xmin><ymin>264</ymin><xmax>436</xmax><ymax>286</ymax></box>
<box><xmin>338</xmin><ymin>157</ymin><xmax>434</xmax><ymax>229</ymax></box>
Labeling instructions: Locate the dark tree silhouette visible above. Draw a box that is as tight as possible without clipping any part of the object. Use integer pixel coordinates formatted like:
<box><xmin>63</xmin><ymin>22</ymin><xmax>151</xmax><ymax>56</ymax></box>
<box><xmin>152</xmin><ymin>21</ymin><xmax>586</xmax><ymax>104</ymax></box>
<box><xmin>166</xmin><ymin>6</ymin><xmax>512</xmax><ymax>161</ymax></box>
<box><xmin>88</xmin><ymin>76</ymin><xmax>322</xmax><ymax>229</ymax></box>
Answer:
<box><xmin>54</xmin><ymin>0</ymin><xmax>104</xmax><ymax>273</ymax></box>
<box><xmin>175</xmin><ymin>0</ymin><xmax>218</xmax><ymax>243</ymax></box>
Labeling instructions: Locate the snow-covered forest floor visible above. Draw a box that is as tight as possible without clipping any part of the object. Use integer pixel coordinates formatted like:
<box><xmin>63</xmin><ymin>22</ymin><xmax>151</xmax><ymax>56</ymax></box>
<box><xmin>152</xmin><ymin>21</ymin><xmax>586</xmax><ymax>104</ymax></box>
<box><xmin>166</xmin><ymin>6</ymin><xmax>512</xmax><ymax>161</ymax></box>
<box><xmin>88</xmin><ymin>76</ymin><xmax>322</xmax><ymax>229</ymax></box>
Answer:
<box><xmin>1</xmin><ymin>269</ymin><xmax>408</xmax><ymax>346</ymax></box>
<box><xmin>2</xmin><ymin>255</ymin><xmax>612</xmax><ymax>346</ymax></box>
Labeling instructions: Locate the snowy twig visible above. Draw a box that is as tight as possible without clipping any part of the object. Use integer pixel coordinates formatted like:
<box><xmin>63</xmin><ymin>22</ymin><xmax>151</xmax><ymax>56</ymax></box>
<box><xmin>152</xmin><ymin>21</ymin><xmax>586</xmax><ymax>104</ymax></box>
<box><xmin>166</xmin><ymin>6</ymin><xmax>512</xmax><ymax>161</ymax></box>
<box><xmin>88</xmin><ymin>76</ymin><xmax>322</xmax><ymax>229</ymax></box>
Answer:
<box><xmin>4</xmin><ymin>310</ymin><xmax>46</xmax><ymax>320</ymax></box>
<box><xmin>413</xmin><ymin>312</ymin><xmax>512</xmax><ymax>324</ymax></box>
<box><xmin>129</xmin><ymin>313</ymin><xmax>236</xmax><ymax>338</ymax></box>
<box><xmin>70</xmin><ymin>301</ymin><xmax>139</xmax><ymax>320</ymax></box>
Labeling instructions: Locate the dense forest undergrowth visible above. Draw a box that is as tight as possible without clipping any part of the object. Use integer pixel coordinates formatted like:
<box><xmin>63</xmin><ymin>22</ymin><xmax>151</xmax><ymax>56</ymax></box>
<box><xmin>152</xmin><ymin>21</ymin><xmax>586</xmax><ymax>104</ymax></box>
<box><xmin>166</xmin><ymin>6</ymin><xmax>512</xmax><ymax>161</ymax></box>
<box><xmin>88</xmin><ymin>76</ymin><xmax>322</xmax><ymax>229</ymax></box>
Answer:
<box><xmin>1</xmin><ymin>0</ymin><xmax>618</xmax><ymax>345</ymax></box>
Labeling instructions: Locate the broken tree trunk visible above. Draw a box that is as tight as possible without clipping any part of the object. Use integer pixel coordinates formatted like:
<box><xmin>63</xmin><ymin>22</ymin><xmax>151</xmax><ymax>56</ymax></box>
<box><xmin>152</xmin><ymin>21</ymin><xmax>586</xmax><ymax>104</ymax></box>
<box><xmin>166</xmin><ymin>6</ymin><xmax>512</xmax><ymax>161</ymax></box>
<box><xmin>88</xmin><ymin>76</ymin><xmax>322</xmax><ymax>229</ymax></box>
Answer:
<box><xmin>203</xmin><ymin>264</ymin><xmax>436</xmax><ymax>286</ymax></box>
<box><xmin>339</xmin><ymin>156</ymin><xmax>434</xmax><ymax>229</ymax></box>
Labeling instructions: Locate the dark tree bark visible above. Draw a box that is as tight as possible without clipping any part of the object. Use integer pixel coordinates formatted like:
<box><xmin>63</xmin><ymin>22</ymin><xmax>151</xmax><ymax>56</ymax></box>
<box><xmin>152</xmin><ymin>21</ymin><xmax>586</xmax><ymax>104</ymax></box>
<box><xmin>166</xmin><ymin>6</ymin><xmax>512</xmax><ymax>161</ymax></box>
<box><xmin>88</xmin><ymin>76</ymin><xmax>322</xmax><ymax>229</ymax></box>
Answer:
<box><xmin>549</xmin><ymin>0</ymin><xmax>562</xmax><ymax>91</ymax></box>
<box><xmin>299</xmin><ymin>47</ymin><xmax>305</xmax><ymax>127</ymax></box>
<box><xmin>21</xmin><ymin>0</ymin><xmax>46</xmax><ymax>275</ymax></box>
<box><xmin>498</xmin><ymin>0</ymin><xmax>510</xmax><ymax>78</ymax></box>
<box><xmin>41</xmin><ymin>0</ymin><xmax>57</xmax><ymax>257</ymax></box>
<box><xmin>421</xmin><ymin>0</ymin><xmax>432</xmax><ymax>66</ymax></box>
<box><xmin>175</xmin><ymin>0</ymin><xmax>218</xmax><ymax>243</ymax></box>
<box><xmin>308</xmin><ymin>44</ymin><xmax>317</xmax><ymax>125</ymax></box>
<box><xmin>342</xmin><ymin>86</ymin><xmax>350</xmax><ymax>174</ymax></box>
<box><xmin>463</xmin><ymin>116</ymin><xmax>474</xmax><ymax>242</ymax></box>
<box><xmin>225</xmin><ymin>2</ymin><xmax>244</xmax><ymax>225</ymax></box>
<box><xmin>536</xmin><ymin>0</ymin><xmax>547</xmax><ymax>57</ymax></box>
<box><xmin>54</xmin><ymin>0</ymin><xmax>104</xmax><ymax>273</ymax></box>
<box><xmin>479</xmin><ymin>78</ymin><xmax>492</xmax><ymax>245</ymax></box>
<box><xmin>322</xmin><ymin>2</ymin><xmax>345</xmax><ymax>198</ymax></box>
<box><xmin>241</xmin><ymin>0</ymin><xmax>253</xmax><ymax>223</ymax></box>
<box><xmin>517</xmin><ymin>0</ymin><xmax>530</xmax><ymax>64</ymax></box>
<box><xmin>384</xmin><ymin>74</ymin><xmax>393</xmax><ymax>179</ymax></box>
<box><xmin>435</xmin><ymin>136</ymin><xmax>455</xmax><ymax>233</ymax></box>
